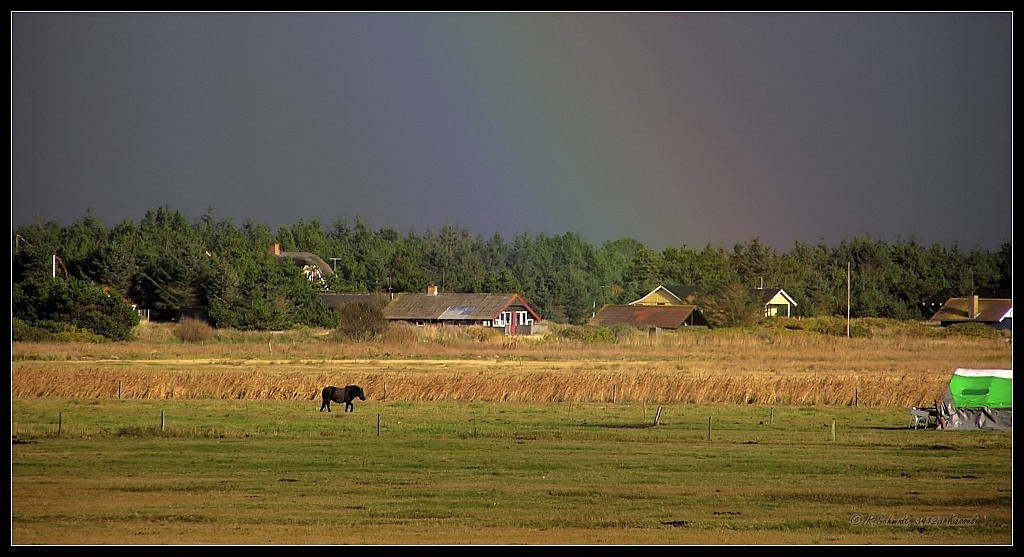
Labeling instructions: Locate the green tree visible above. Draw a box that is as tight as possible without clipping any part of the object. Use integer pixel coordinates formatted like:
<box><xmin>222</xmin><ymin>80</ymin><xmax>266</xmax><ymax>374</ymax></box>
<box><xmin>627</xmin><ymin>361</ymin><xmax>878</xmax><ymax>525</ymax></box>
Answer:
<box><xmin>388</xmin><ymin>230</ymin><xmax>430</xmax><ymax>294</ymax></box>
<box><xmin>660</xmin><ymin>245</ymin><xmax>698</xmax><ymax>286</ymax></box>
<box><xmin>12</xmin><ymin>275</ymin><xmax>141</xmax><ymax>341</ymax></box>
<box><xmin>622</xmin><ymin>247</ymin><xmax>661</xmax><ymax>301</ymax></box>
<box><xmin>777</xmin><ymin>241</ymin><xmax>843</xmax><ymax>317</ymax></box>
<box><xmin>352</xmin><ymin>218</ymin><xmax>397</xmax><ymax>292</ymax></box>
<box><xmin>290</xmin><ymin>219</ymin><xmax>329</xmax><ymax>256</ymax></box>
<box><xmin>59</xmin><ymin>210</ymin><xmax>110</xmax><ymax>276</ymax></box>
<box><xmin>699</xmin><ymin>281</ymin><xmax>761</xmax><ymax>328</ymax></box>
<box><xmin>730</xmin><ymin>238</ymin><xmax>779</xmax><ymax>289</ymax></box>
<box><xmin>596</xmin><ymin>238</ymin><xmax>645</xmax><ymax>303</ymax></box>
<box><xmin>83</xmin><ymin>222</ymin><xmax>140</xmax><ymax>301</ymax></box>
<box><xmin>13</xmin><ymin>220</ymin><xmax>65</xmax><ymax>284</ymax></box>
<box><xmin>692</xmin><ymin>244</ymin><xmax>738</xmax><ymax>295</ymax></box>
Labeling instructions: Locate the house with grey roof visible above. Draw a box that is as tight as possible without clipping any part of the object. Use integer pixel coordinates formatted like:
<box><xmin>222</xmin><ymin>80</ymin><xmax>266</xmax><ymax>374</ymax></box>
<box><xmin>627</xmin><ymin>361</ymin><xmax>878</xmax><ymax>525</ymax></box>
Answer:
<box><xmin>383</xmin><ymin>286</ymin><xmax>545</xmax><ymax>335</ymax></box>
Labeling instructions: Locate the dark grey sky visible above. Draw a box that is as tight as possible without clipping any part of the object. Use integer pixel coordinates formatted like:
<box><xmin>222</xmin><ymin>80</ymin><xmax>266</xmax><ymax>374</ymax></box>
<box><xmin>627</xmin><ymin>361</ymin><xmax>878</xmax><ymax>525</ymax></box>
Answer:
<box><xmin>11</xmin><ymin>12</ymin><xmax>1013</xmax><ymax>251</ymax></box>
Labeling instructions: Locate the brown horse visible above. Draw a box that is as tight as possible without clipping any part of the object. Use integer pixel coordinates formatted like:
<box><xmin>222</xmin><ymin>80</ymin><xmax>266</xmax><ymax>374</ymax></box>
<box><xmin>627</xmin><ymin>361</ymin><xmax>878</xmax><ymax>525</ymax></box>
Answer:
<box><xmin>320</xmin><ymin>385</ymin><xmax>366</xmax><ymax>412</ymax></box>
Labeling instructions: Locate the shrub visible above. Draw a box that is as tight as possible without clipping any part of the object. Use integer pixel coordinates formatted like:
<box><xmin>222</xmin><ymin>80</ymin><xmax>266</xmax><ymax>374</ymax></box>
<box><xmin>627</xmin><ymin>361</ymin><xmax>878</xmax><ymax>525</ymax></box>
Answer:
<box><xmin>53</xmin><ymin>325</ymin><xmax>108</xmax><ymax>343</ymax></box>
<box><xmin>798</xmin><ymin>317</ymin><xmax>841</xmax><ymax>336</ymax></box>
<box><xmin>552</xmin><ymin>324</ymin><xmax>616</xmax><ymax>343</ymax></box>
<box><xmin>15</xmin><ymin>319</ymin><xmax>107</xmax><ymax>342</ymax></box>
<box><xmin>795</xmin><ymin>317</ymin><xmax>869</xmax><ymax>337</ymax></box>
<box><xmin>608</xmin><ymin>323</ymin><xmax>640</xmax><ymax>340</ymax></box>
<box><xmin>943</xmin><ymin>322</ymin><xmax>1003</xmax><ymax>339</ymax></box>
<box><xmin>12</xmin><ymin>319</ymin><xmax>56</xmax><ymax>342</ymax></box>
<box><xmin>174</xmin><ymin>317</ymin><xmax>215</xmax><ymax>344</ymax></box>
<box><xmin>469</xmin><ymin>326</ymin><xmax>505</xmax><ymax>343</ymax></box>
<box><xmin>849</xmin><ymin>323</ymin><xmax>872</xmax><ymax>338</ymax></box>
<box><xmin>379</xmin><ymin>322</ymin><xmax>418</xmax><ymax>344</ymax></box>
<box><xmin>336</xmin><ymin>301</ymin><xmax>389</xmax><ymax>341</ymax></box>
<box><xmin>759</xmin><ymin>316</ymin><xmax>805</xmax><ymax>331</ymax></box>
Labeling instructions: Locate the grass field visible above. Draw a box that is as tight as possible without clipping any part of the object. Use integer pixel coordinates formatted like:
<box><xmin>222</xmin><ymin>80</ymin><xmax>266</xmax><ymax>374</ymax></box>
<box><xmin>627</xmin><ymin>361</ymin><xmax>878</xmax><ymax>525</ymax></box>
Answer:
<box><xmin>10</xmin><ymin>323</ymin><xmax>1014</xmax><ymax>545</ymax></box>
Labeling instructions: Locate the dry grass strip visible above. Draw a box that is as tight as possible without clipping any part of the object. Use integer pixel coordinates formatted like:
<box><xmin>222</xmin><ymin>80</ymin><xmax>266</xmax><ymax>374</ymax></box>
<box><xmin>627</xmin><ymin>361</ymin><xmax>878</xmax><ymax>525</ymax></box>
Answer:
<box><xmin>12</xmin><ymin>361</ymin><xmax>952</xmax><ymax>407</ymax></box>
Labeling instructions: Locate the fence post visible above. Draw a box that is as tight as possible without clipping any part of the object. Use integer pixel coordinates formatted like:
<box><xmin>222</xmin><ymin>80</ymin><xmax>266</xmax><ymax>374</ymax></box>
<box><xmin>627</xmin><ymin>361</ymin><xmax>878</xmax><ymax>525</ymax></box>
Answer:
<box><xmin>831</xmin><ymin>419</ymin><xmax>836</xmax><ymax>442</ymax></box>
<box><xmin>161</xmin><ymin>410</ymin><xmax>165</xmax><ymax>433</ymax></box>
<box><xmin>58</xmin><ymin>412</ymin><xmax>62</xmax><ymax>435</ymax></box>
<box><xmin>708</xmin><ymin>417</ymin><xmax>712</xmax><ymax>441</ymax></box>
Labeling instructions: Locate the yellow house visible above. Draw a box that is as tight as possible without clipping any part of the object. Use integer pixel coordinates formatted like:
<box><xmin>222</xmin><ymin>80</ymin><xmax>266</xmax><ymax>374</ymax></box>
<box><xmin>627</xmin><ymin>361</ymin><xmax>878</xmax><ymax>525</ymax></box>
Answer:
<box><xmin>631</xmin><ymin>284</ymin><xmax>797</xmax><ymax>317</ymax></box>
<box><xmin>751</xmin><ymin>287</ymin><xmax>798</xmax><ymax>317</ymax></box>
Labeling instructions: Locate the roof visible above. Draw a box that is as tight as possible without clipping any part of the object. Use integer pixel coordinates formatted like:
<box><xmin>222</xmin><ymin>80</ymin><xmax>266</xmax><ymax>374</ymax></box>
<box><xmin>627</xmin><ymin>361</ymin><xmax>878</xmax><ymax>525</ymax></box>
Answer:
<box><xmin>661</xmin><ymin>285</ymin><xmax>701</xmax><ymax>303</ymax></box>
<box><xmin>274</xmin><ymin>251</ymin><xmax>335</xmax><ymax>277</ymax></box>
<box><xmin>626</xmin><ymin>284</ymin><xmax>700</xmax><ymax>307</ymax></box>
<box><xmin>590</xmin><ymin>304</ymin><xmax>707</xmax><ymax>329</ymax></box>
<box><xmin>929</xmin><ymin>298</ymin><xmax>1013</xmax><ymax>324</ymax></box>
<box><xmin>630</xmin><ymin>285</ymin><xmax>700</xmax><ymax>305</ymax></box>
<box><xmin>382</xmin><ymin>293</ymin><xmax>541</xmax><ymax>322</ymax></box>
<box><xmin>751</xmin><ymin>288</ymin><xmax>798</xmax><ymax>307</ymax></box>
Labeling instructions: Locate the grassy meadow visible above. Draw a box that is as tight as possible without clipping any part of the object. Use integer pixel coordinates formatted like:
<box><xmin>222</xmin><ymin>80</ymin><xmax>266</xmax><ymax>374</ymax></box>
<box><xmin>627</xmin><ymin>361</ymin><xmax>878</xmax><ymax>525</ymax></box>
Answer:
<box><xmin>11</xmin><ymin>321</ymin><xmax>1014</xmax><ymax>545</ymax></box>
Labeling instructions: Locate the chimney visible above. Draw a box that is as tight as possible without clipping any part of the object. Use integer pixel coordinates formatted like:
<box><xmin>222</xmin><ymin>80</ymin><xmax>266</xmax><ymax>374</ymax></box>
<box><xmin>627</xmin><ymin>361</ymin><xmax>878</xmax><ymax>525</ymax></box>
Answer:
<box><xmin>271</xmin><ymin>243</ymin><xmax>281</xmax><ymax>255</ymax></box>
<box><xmin>968</xmin><ymin>294</ymin><xmax>979</xmax><ymax>320</ymax></box>
<box><xmin>427</xmin><ymin>285</ymin><xmax>438</xmax><ymax>296</ymax></box>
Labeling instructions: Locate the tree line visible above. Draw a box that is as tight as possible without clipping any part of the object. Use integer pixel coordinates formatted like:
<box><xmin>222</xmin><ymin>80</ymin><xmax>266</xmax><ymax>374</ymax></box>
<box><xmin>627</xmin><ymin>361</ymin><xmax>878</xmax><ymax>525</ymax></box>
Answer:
<box><xmin>12</xmin><ymin>207</ymin><xmax>1011</xmax><ymax>339</ymax></box>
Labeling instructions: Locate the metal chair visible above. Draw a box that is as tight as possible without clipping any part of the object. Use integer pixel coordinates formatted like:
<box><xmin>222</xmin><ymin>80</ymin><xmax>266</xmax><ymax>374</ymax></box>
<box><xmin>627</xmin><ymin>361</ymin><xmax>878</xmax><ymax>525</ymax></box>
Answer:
<box><xmin>909</xmin><ymin>407</ymin><xmax>933</xmax><ymax>429</ymax></box>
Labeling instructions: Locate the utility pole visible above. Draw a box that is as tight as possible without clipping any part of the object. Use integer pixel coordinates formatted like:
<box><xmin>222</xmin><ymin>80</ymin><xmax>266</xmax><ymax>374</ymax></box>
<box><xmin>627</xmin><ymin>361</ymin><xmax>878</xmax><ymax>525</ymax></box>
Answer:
<box><xmin>847</xmin><ymin>261</ymin><xmax>851</xmax><ymax>338</ymax></box>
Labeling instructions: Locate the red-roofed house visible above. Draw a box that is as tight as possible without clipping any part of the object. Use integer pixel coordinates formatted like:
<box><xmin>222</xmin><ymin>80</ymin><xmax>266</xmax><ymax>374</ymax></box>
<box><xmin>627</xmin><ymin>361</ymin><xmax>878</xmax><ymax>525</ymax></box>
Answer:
<box><xmin>590</xmin><ymin>304</ymin><xmax>709</xmax><ymax>329</ymax></box>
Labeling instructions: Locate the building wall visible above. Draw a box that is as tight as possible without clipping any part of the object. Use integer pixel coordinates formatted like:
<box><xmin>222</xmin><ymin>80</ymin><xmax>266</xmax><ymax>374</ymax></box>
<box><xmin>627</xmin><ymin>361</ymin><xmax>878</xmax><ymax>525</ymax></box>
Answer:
<box><xmin>763</xmin><ymin>292</ymin><xmax>792</xmax><ymax>317</ymax></box>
